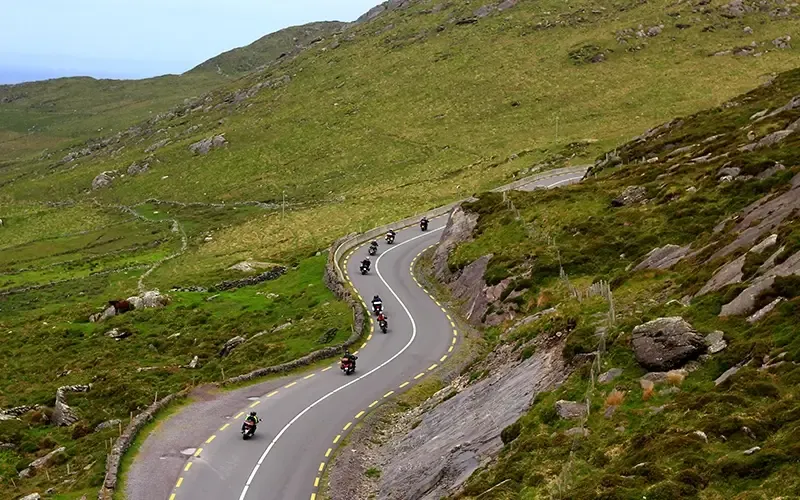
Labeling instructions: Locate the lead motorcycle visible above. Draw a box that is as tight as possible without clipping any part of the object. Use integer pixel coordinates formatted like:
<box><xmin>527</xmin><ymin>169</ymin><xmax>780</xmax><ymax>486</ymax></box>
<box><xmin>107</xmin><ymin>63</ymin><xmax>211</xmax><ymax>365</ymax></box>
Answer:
<box><xmin>241</xmin><ymin>420</ymin><xmax>256</xmax><ymax>440</ymax></box>
<box><xmin>340</xmin><ymin>356</ymin><xmax>357</xmax><ymax>375</ymax></box>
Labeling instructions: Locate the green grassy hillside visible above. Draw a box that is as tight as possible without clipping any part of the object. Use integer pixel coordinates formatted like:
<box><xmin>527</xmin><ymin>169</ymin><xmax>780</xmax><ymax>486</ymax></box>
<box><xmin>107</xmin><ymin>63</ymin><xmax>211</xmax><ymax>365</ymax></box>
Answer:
<box><xmin>0</xmin><ymin>0</ymin><xmax>799</xmax><ymax>497</ymax></box>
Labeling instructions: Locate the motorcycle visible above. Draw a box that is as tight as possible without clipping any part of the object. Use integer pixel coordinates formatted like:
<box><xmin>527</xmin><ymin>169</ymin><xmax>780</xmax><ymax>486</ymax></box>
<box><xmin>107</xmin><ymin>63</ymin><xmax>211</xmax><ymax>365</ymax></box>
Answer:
<box><xmin>360</xmin><ymin>263</ymin><xmax>369</xmax><ymax>275</ymax></box>
<box><xmin>379</xmin><ymin>318</ymin><xmax>388</xmax><ymax>334</ymax></box>
<box><xmin>241</xmin><ymin>420</ymin><xmax>256</xmax><ymax>440</ymax></box>
<box><xmin>368</xmin><ymin>245</ymin><xmax>377</xmax><ymax>256</ymax></box>
<box><xmin>385</xmin><ymin>233</ymin><xmax>395</xmax><ymax>244</ymax></box>
<box><xmin>372</xmin><ymin>301</ymin><xmax>383</xmax><ymax>315</ymax></box>
<box><xmin>340</xmin><ymin>357</ymin><xmax>356</xmax><ymax>375</ymax></box>
<box><xmin>420</xmin><ymin>219</ymin><xmax>429</xmax><ymax>231</ymax></box>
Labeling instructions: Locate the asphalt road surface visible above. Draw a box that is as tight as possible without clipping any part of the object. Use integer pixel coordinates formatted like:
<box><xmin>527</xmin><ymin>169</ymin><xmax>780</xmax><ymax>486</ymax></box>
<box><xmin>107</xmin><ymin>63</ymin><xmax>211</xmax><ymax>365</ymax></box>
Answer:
<box><xmin>127</xmin><ymin>167</ymin><xmax>585</xmax><ymax>500</ymax></box>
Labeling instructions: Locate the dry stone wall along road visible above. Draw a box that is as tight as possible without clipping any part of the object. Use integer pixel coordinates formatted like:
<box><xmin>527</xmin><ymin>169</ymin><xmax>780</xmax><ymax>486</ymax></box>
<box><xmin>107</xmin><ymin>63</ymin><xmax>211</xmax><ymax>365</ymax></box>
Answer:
<box><xmin>124</xmin><ymin>167</ymin><xmax>585</xmax><ymax>500</ymax></box>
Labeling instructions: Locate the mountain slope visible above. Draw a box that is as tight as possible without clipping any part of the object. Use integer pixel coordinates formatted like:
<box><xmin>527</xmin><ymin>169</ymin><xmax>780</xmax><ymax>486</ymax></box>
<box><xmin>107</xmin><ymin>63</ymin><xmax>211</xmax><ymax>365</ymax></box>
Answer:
<box><xmin>188</xmin><ymin>21</ymin><xmax>347</xmax><ymax>76</ymax></box>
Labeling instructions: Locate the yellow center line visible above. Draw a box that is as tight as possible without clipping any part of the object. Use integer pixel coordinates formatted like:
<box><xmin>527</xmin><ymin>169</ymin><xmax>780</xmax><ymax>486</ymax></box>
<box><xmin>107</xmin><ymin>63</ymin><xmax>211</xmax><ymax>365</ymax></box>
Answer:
<box><xmin>355</xmin><ymin>411</ymin><xmax>365</xmax><ymax>419</ymax></box>
<box><xmin>440</xmin><ymin>355</ymin><xmax>448</xmax><ymax>362</ymax></box>
<box><xmin>170</xmin><ymin>494</ymin><xmax>176</xmax><ymax>500</ymax></box>
<box><xmin>285</xmin><ymin>382</ymin><xmax>297</xmax><ymax>388</ymax></box>
<box><xmin>176</xmin><ymin>477</ymin><xmax>183</xmax><ymax>488</ymax></box>
<box><xmin>450</xmin><ymin>321</ymin><xmax>456</xmax><ymax>327</ymax></box>
<box><xmin>304</xmin><ymin>373</ymin><xmax>315</xmax><ymax>380</ymax></box>
<box><xmin>219</xmin><ymin>423</ymin><xmax>230</xmax><ymax>431</ymax></box>
<box><xmin>383</xmin><ymin>390</ymin><xmax>394</xmax><ymax>398</ymax></box>
<box><xmin>194</xmin><ymin>448</ymin><xmax>202</xmax><ymax>457</ymax></box>
<box><xmin>267</xmin><ymin>390</ymin><xmax>279</xmax><ymax>397</ymax></box>
<box><xmin>234</xmin><ymin>412</ymin><xmax>244</xmax><ymax>419</ymax></box>
<box><xmin>311</xmin><ymin>494</ymin><xmax>317</xmax><ymax>500</ymax></box>
<box><xmin>367</xmin><ymin>334</ymin><xmax>372</xmax><ymax>340</ymax></box>
<box><xmin>353</xmin><ymin>350</ymin><xmax>359</xmax><ymax>355</ymax></box>
<box><xmin>441</xmin><ymin>307</ymin><xmax>447</xmax><ymax>313</ymax></box>
<box><xmin>184</xmin><ymin>462</ymin><xmax>192</xmax><ymax>472</ymax></box>
<box><xmin>369</xmin><ymin>400</ymin><xmax>379</xmax><ymax>408</ymax></box>
<box><xmin>319</xmin><ymin>462</ymin><xmax>326</xmax><ymax>472</ymax></box>
<box><xmin>414</xmin><ymin>373</ymin><xmax>425</xmax><ymax>379</ymax></box>
<box><xmin>343</xmin><ymin>422</ymin><xmax>352</xmax><ymax>431</ymax></box>
<box><xmin>434</xmin><ymin>300</ymin><xmax>441</xmax><ymax>306</ymax></box>
<box><xmin>250</xmin><ymin>401</ymin><xmax>261</xmax><ymax>408</ymax></box>
<box><xmin>428</xmin><ymin>364</ymin><xmax>438</xmax><ymax>371</ymax></box>
<box><xmin>325</xmin><ymin>448</ymin><xmax>333</xmax><ymax>457</ymax></box>
<box><xmin>446</xmin><ymin>314</ymin><xmax>452</xmax><ymax>321</ymax></box>
<box><xmin>399</xmin><ymin>382</ymin><xmax>409</xmax><ymax>388</ymax></box>
<box><xmin>321</xmin><ymin>366</ymin><xmax>331</xmax><ymax>372</ymax></box>
<box><xmin>205</xmin><ymin>435</ymin><xmax>216</xmax><ymax>444</ymax></box>
<box><xmin>315</xmin><ymin>477</ymin><xmax>320</xmax><ymax>487</ymax></box>
<box><xmin>449</xmin><ymin>346</ymin><xmax>454</xmax><ymax>353</ymax></box>
<box><xmin>453</xmin><ymin>329</ymin><xmax>458</xmax><ymax>336</ymax></box>
<box><xmin>333</xmin><ymin>434</ymin><xmax>341</xmax><ymax>443</ymax></box>
<box><xmin>361</xmin><ymin>342</ymin><xmax>367</xmax><ymax>349</ymax></box>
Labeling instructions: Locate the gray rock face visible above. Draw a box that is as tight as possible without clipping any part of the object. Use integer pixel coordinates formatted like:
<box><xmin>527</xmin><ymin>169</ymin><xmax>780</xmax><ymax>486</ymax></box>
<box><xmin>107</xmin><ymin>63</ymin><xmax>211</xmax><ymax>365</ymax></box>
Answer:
<box><xmin>432</xmin><ymin>205</ymin><xmax>479</xmax><ymax>283</ymax></box>
<box><xmin>747</xmin><ymin>297</ymin><xmax>785</xmax><ymax>323</ymax></box>
<box><xmin>219</xmin><ymin>336</ymin><xmax>246</xmax><ymax>357</ymax></box>
<box><xmin>598</xmin><ymin>368</ymin><xmax>623</xmax><ymax>384</ymax></box>
<box><xmin>705</xmin><ymin>331</ymin><xmax>727</xmax><ymax>354</ymax></box>
<box><xmin>634</xmin><ymin>244</ymin><xmax>690</xmax><ymax>271</ymax></box>
<box><xmin>722</xmin><ymin>250</ymin><xmax>800</xmax><ymax>316</ymax></box>
<box><xmin>631</xmin><ymin>317</ymin><xmax>706</xmax><ymax>371</ymax></box>
<box><xmin>696</xmin><ymin>254</ymin><xmax>745</xmax><ymax>297</ymax></box>
<box><xmin>378</xmin><ymin>337</ymin><xmax>569</xmax><ymax>500</ymax></box>
<box><xmin>555</xmin><ymin>400</ymin><xmax>588</xmax><ymax>419</ymax></box>
<box><xmin>95</xmin><ymin>419</ymin><xmax>122</xmax><ymax>432</ymax></box>
<box><xmin>611</xmin><ymin>185</ymin><xmax>647</xmax><ymax>207</ymax></box>
<box><xmin>92</xmin><ymin>171</ymin><xmax>116</xmax><ymax>190</ymax></box>
<box><xmin>140</xmin><ymin>290</ymin><xmax>169</xmax><ymax>308</ymax></box>
<box><xmin>19</xmin><ymin>446</ymin><xmax>66</xmax><ymax>477</ymax></box>
<box><xmin>189</xmin><ymin>134</ymin><xmax>228</xmax><ymax>155</ymax></box>
<box><xmin>715</xmin><ymin>366</ymin><xmax>739</xmax><ymax>385</ymax></box>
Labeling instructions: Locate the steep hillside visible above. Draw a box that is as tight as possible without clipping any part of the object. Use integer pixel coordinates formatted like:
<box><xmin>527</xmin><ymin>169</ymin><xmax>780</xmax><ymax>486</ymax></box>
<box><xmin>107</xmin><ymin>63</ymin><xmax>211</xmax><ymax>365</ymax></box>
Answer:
<box><xmin>189</xmin><ymin>21</ymin><xmax>347</xmax><ymax>76</ymax></box>
<box><xmin>330</xmin><ymin>66</ymin><xmax>800</xmax><ymax>499</ymax></box>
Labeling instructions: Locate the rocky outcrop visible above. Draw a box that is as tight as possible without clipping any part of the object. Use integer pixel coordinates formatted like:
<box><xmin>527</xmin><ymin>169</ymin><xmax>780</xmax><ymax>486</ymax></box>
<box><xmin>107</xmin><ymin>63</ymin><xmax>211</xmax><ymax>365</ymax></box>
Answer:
<box><xmin>721</xmin><ymin>250</ymin><xmax>800</xmax><ymax>316</ymax></box>
<box><xmin>696</xmin><ymin>255</ymin><xmax>745</xmax><ymax>296</ymax></box>
<box><xmin>89</xmin><ymin>290</ymin><xmax>169</xmax><ymax>322</ymax></box>
<box><xmin>747</xmin><ymin>297</ymin><xmax>785</xmax><ymax>323</ymax></box>
<box><xmin>219</xmin><ymin>336</ymin><xmax>246</xmax><ymax>357</ymax></box>
<box><xmin>432</xmin><ymin>205</ymin><xmax>478</xmax><ymax>283</ymax></box>
<box><xmin>227</xmin><ymin>260</ymin><xmax>275</xmax><ymax>273</ymax></box>
<box><xmin>92</xmin><ymin>171</ymin><xmax>116</xmax><ymax>190</ymax></box>
<box><xmin>127</xmin><ymin>161</ymin><xmax>150</xmax><ymax>176</ymax></box>
<box><xmin>773</xmin><ymin>35</ymin><xmax>792</xmax><ymax>49</ymax></box>
<box><xmin>634</xmin><ymin>244</ymin><xmax>690</xmax><ymax>271</ymax></box>
<box><xmin>378</xmin><ymin>334</ymin><xmax>570</xmax><ymax>500</ymax></box>
<box><xmin>18</xmin><ymin>446</ymin><xmax>66</xmax><ymax>477</ymax></box>
<box><xmin>189</xmin><ymin>134</ymin><xmax>228</xmax><ymax>155</ymax></box>
<box><xmin>611</xmin><ymin>185</ymin><xmax>647</xmax><ymax>207</ymax></box>
<box><xmin>214</xmin><ymin>265</ymin><xmax>286</xmax><ymax>291</ymax></box>
<box><xmin>144</xmin><ymin>139</ymin><xmax>169</xmax><ymax>153</ymax></box>
<box><xmin>555</xmin><ymin>400</ymin><xmax>588</xmax><ymax>419</ymax></box>
<box><xmin>631</xmin><ymin>317</ymin><xmax>706</xmax><ymax>371</ymax></box>
<box><xmin>52</xmin><ymin>384</ymin><xmax>91</xmax><ymax>426</ymax></box>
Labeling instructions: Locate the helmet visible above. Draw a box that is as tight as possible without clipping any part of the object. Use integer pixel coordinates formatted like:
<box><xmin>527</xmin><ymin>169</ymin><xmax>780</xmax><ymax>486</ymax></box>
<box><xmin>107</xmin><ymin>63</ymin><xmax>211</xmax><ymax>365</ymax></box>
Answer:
<box><xmin>250</xmin><ymin>411</ymin><xmax>256</xmax><ymax>416</ymax></box>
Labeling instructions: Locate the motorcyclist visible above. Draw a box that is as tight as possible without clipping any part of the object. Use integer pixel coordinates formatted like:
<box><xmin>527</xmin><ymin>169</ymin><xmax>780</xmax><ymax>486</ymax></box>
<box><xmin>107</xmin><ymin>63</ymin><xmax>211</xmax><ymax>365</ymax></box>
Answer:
<box><xmin>372</xmin><ymin>294</ymin><xmax>383</xmax><ymax>313</ymax></box>
<box><xmin>361</xmin><ymin>256</ymin><xmax>371</xmax><ymax>271</ymax></box>
<box><xmin>420</xmin><ymin>217</ymin><xmax>429</xmax><ymax>230</ymax></box>
<box><xmin>241</xmin><ymin>411</ymin><xmax>259</xmax><ymax>432</ymax></box>
<box><xmin>377</xmin><ymin>312</ymin><xmax>388</xmax><ymax>332</ymax></box>
<box><xmin>386</xmin><ymin>229</ymin><xmax>396</xmax><ymax>243</ymax></box>
<box><xmin>377</xmin><ymin>311</ymin><xmax>387</xmax><ymax>323</ymax></box>
<box><xmin>342</xmin><ymin>349</ymin><xmax>358</xmax><ymax>367</ymax></box>
<box><xmin>369</xmin><ymin>240</ymin><xmax>378</xmax><ymax>255</ymax></box>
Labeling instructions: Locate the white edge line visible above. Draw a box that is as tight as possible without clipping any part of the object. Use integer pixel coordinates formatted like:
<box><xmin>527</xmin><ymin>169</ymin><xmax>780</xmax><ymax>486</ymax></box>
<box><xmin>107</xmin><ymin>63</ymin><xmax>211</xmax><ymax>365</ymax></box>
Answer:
<box><xmin>238</xmin><ymin>226</ymin><xmax>445</xmax><ymax>499</ymax></box>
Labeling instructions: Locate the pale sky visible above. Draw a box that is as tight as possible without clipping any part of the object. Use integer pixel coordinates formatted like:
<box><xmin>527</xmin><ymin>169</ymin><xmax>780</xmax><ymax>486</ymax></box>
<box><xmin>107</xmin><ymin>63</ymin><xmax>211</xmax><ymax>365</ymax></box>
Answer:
<box><xmin>0</xmin><ymin>0</ymin><xmax>380</xmax><ymax>84</ymax></box>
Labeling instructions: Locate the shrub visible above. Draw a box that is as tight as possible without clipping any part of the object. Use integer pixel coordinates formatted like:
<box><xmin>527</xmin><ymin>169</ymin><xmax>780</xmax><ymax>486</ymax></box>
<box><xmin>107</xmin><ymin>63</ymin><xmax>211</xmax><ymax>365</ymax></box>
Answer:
<box><xmin>641</xmin><ymin>379</ymin><xmax>655</xmax><ymax>400</ymax></box>
<box><xmin>605</xmin><ymin>389</ymin><xmax>625</xmax><ymax>407</ymax></box>
<box><xmin>501</xmin><ymin>421</ymin><xmax>522</xmax><ymax>445</ymax></box>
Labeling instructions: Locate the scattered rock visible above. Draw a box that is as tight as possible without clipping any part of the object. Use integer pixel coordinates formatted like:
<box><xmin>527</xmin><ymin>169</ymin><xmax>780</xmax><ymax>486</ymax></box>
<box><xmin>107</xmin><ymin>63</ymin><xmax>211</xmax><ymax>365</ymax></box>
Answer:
<box><xmin>696</xmin><ymin>255</ymin><xmax>745</xmax><ymax>297</ymax></box>
<box><xmin>105</xmin><ymin>328</ymin><xmax>131</xmax><ymax>340</ymax></box>
<box><xmin>19</xmin><ymin>447</ymin><xmax>66</xmax><ymax>477</ymax></box>
<box><xmin>227</xmin><ymin>260</ymin><xmax>275</xmax><ymax>273</ymax></box>
<box><xmin>140</xmin><ymin>290</ymin><xmax>169</xmax><ymax>309</ymax></box>
<box><xmin>188</xmin><ymin>356</ymin><xmax>199</xmax><ymax>369</ymax></box>
<box><xmin>604</xmin><ymin>405</ymin><xmax>617</xmax><ymax>419</ymax></box>
<box><xmin>565</xmin><ymin>427</ymin><xmax>590</xmax><ymax>437</ymax></box>
<box><xmin>632</xmin><ymin>317</ymin><xmax>706</xmax><ymax>371</ymax></box>
<box><xmin>598</xmin><ymin>368</ymin><xmax>623</xmax><ymax>384</ymax></box>
<box><xmin>742</xmin><ymin>426</ymin><xmax>757</xmax><ymax>440</ymax></box>
<box><xmin>715</xmin><ymin>366</ymin><xmax>739</xmax><ymax>386</ymax></box>
<box><xmin>646</xmin><ymin>25</ymin><xmax>664</xmax><ymax>37</ymax></box>
<box><xmin>189</xmin><ymin>134</ymin><xmax>228</xmax><ymax>155</ymax></box>
<box><xmin>743</xmin><ymin>26</ymin><xmax>753</xmax><ymax>34</ymax></box>
<box><xmin>94</xmin><ymin>419</ymin><xmax>121</xmax><ymax>432</ymax></box>
<box><xmin>743</xmin><ymin>446</ymin><xmax>761</xmax><ymax>455</ymax></box>
<box><xmin>660</xmin><ymin>386</ymin><xmax>681</xmax><ymax>395</ymax></box>
<box><xmin>747</xmin><ymin>297</ymin><xmax>785</xmax><ymax>323</ymax></box>
<box><xmin>555</xmin><ymin>400</ymin><xmax>587</xmax><ymax>420</ymax></box>
<box><xmin>18</xmin><ymin>494</ymin><xmax>41</xmax><ymax>500</ymax></box>
<box><xmin>773</xmin><ymin>35</ymin><xmax>792</xmax><ymax>49</ymax></box>
<box><xmin>91</xmin><ymin>171</ymin><xmax>116</xmax><ymax>190</ymax></box>
<box><xmin>721</xmin><ymin>0</ymin><xmax>751</xmax><ymax>17</ymax></box>
<box><xmin>705</xmin><ymin>331</ymin><xmax>727</xmax><ymax>354</ymax></box>
<box><xmin>127</xmin><ymin>161</ymin><xmax>149</xmax><ymax>176</ymax></box>
<box><xmin>693</xmin><ymin>430</ymin><xmax>708</xmax><ymax>443</ymax></box>
<box><xmin>611</xmin><ymin>185</ymin><xmax>647</xmax><ymax>207</ymax></box>
<box><xmin>718</xmin><ymin>166</ymin><xmax>741</xmax><ymax>178</ymax></box>
<box><xmin>219</xmin><ymin>336</ymin><xmax>246</xmax><ymax>357</ymax></box>
<box><xmin>634</xmin><ymin>244</ymin><xmax>690</xmax><ymax>271</ymax></box>
<box><xmin>144</xmin><ymin>139</ymin><xmax>170</xmax><ymax>153</ymax></box>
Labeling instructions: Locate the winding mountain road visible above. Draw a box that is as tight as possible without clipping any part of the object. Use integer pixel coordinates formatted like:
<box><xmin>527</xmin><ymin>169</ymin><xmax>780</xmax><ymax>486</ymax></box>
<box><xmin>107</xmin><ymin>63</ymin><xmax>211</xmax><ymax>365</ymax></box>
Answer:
<box><xmin>126</xmin><ymin>167</ymin><xmax>585</xmax><ymax>500</ymax></box>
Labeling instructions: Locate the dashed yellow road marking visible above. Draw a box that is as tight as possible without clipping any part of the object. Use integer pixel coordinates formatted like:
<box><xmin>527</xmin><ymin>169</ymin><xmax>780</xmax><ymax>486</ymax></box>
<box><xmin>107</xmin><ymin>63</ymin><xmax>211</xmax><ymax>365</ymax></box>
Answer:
<box><xmin>428</xmin><ymin>364</ymin><xmax>438</xmax><ymax>371</ymax></box>
<box><xmin>304</xmin><ymin>373</ymin><xmax>315</xmax><ymax>380</ymax></box>
<box><xmin>452</xmin><ymin>337</ymin><xmax>457</xmax><ymax>344</ymax></box>
<box><xmin>333</xmin><ymin>434</ymin><xmax>341</xmax><ymax>443</ymax></box>
<box><xmin>319</xmin><ymin>462</ymin><xmax>326</xmax><ymax>472</ymax></box>
<box><xmin>353</xmin><ymin>350</ymin><xmax>359</xmax><ymax>355</ymax></box>
<box><xmin>184</xmin><ymin>462</ymin><xmax>192</xmax><ymax>472</ymax></box>
<box><xmin>194</xmin><ymin>448</ymin><xmax>202</xmax><ymax>457</ymax></box>
<box><xmin>399</xmin><ymin>381</ymin><xmax>409</xmax><ymax>388</ymax></box>
<box><xmin>325</xmin><ymin>448</ymin><xmax>333</xmax><ymax>458</ymax></box>
<box><xmin>315</xmin><ymin>477</ymin><xmax>320</xmax><ymax>487</ymax></box>
<box><xmin>440</xmin><ymin>355</ymin><xmax>448</xmax><ymax>362</ymax></box>
<box><xmin>169</xmin><ymin>494</ymin><xmax>176</xmax><ymax>500</ymax></box>
<box><xmin>434</xmin><ymin>300</ymin><xmax>441</xmax><ymax>306</ymax></box>
<box><xmin>205</xmin><ymin>435</ymin><xmax>216</xmax><ymax>444</ymax></box>
<box><xmin>322</xmin><ymin>366</ymin><xmax>332</xmax><ymax>372</ymax></box>
<box><xmin>453</xmin><ymin>329</ymin><xmax>458</xmax><ymax>336</ymax></box>
<box><xmin>311</xmin><ymin>494</ymin><xmax>316</xmax><ymax>500</ymax></box>
<box><xmin>285</xmin><ymin>382</ymin><xmax>297</xmax><ymax>388</ymax></box>
<box><xmin>441</xmin><ymin>307</ymin><xmax>447</xmax><ymax>313</ymax></box>
<box><xmin>449</xmin><ymin>346</ymin><xmax>454</xmax><ymax>352</ymax></box>
<box><xmin>176</xmin><ymin>477</ymin><xmax>183</xmax><ymax>488</ymax></box>
<box><xmin>446</xmin><ymin>314</ymin><xmax>452</xmax><ymax>321</ymax></box>
<box><xmin>220</xmin><ymin>423</ymin><xmax>230</xmax><ymax>431</ymax></box>
<box><xmin>250</xmin><ymin>401</ymin><xmax>261</xmax><ymax>408</ymax></box>
<box><xmin>367</xmin><ymin>334</ymin><xmax>372</xmax><ymax>340</ymax></box>
<box><xmin>355</xmin><ymin>411</ymin><xmax>365</xmax><ymax>419</ymax></box>
<box><xmin>369</xmin><ymin>400</ymin><xmax>379</xmax><ymax>408</ymax></box>
<box><xmin>384</xmin><ymin>390</ymin><xmax>394</xmax><ymax>398</ymax></box>
<box><xmin>414</xmin><ymin>372</ymin><xmax>425</xmax><ymax>379</ymax></box>
<box><xmin>361</xmin><ymin>342</ymin><xmax>367</xmax><ymax>349</ymax></box>
<box><xmin>267</xmin><ymin>390</ymin><xmax>279</xmax><ymax>397</ymax></box>
<box><xmin>450</xmin><ymin>321</ymin><xmax>456</xmax><ymax>327</ymax></box>
<box><xmin>343</xmin><ymin>422</ymin><xmax>352</xmax><ymax>431</ymax></box>
<box><xmin>234</xmin><ymin>412</ymin><xmax>244</xmax><ymax>419</ymax></box>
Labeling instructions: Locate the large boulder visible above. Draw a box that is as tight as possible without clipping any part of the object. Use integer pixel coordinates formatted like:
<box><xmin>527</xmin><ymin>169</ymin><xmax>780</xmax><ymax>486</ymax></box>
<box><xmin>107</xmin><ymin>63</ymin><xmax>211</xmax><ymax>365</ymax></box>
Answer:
<box><xmin>140</xmin><ymin>290</ymin><xmax>169</xmax><ymax>308</ymax></box>
<box><xmin>91</xmin><ymin>171</ymin><xmax>116</xmax><ymax>190</ymax></box>
<box><xmin>189</xmin><ymin>134</ymin><xmax>228</xmax><ymax>155</ymax></box>
<box><xmin>631</xmin><ymin>317</ymin><xmax>706</xmax><ymax>371</ymax></box>
<box><xmin>611</xmin><ymin>185</ymin><xmax>647</xmax><ymax>207</ymax></box>
<box><xmin>219</xmin><ymin>336</ymin><xmax>246</xmax><ymax>357</ymax></box>
<box><xmin>555</xmin><ymin>400</ymin><xmax>588</xmax><ymax>419</ymax></box>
